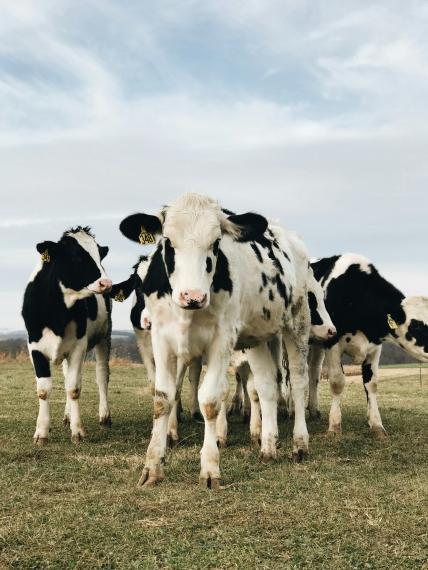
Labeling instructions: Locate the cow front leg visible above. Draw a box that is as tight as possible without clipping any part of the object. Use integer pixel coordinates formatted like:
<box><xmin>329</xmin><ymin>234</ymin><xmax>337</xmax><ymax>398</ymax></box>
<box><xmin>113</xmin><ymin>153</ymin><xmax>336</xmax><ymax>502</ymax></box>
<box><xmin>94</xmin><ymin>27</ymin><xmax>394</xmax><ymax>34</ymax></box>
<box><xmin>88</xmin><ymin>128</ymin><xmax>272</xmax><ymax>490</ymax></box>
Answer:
<box><xmin>95</xmin><ymin>338</ymin><xmax>111</xmax><ymax>427</ymax></box>
<box><xmin>246</xmin><ymin>343</ymin><xmax>279</xmax><ymax>462</ymax></box>
<box><xmin>62</xmin><ymin>360</ymin><xmax>71</xmax><ymax>426</ymax></box>
<box><xmin>138</xmin><ymin>340</ymin><xmax>176</xmax><ymax>488</ymax></box>
<box><xmin>307</xmin><ymin>344</ymin><xmax>325</xmax><ymax>419</ymax></box>
<box><xmin>247</xmin><ymin>373</ymin><xmax>261</xmax><ymax>445</ymax></box>
<box><xmin>283</xmin><ymin>331</ymin><xmax>310</xmax><ymax>461</ymax></box>
<box><xmin>31</xmin><ymin>350</ymin><xmax>52</xmax><ymax>445</ymax></box>
<box><xmin>363</xmin><ymin>346</ymin><xmax>386</xmax><ymax>439</ymax></box>
<box><xmin>198</xmin><ymin>339</ymin><xmax>232</xmax><ymax>489</ymax></box>
<box><xmin>188</xmin><ymin>358</ymin><xmax>203</xmax><ymax>421</ymax></box>
<box><xmin>325</xmin><ymin>345</ymin><xmax>346</xmax><ymax>435</ymax></box>
<box><xmin>64</xmin><ymin>342</ymin><xmax>87</xmax><ymax>443</ymax></box>
<box><xmin>167</xmin><ymin>359</ymin><xmax>187</xmax><ymax>448</ymax></box>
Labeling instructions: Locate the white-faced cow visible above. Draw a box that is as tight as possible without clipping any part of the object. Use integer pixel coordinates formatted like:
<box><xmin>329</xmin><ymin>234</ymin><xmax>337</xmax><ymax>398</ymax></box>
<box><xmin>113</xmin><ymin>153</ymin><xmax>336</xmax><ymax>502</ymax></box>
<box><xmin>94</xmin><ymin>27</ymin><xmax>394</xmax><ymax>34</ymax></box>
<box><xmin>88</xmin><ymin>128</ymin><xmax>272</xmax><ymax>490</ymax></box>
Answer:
<box><xmin>22</xmin><ymin>227</ymin><xmax>113</xmax><ymax>444</ymax></box>
<box><xmin>119</xmin><ymin>193</ymin><xmax>315</xmax><ymax>489</ymax></box>
<box><xmin>309</xmin><ymin>253</ymin><xmax>428</xmax><ymax>437</ymax></box>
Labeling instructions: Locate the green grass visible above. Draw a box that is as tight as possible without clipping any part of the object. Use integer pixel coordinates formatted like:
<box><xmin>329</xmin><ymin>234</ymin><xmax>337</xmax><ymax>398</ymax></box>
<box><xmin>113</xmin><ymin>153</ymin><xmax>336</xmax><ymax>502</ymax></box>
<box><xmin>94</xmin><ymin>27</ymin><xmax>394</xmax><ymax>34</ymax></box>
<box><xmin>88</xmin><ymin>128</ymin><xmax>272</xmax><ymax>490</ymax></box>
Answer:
<box><xmin>1</xmin><ymin>362</ymin><xmax>427</xmax><ymax>569</ymax></box>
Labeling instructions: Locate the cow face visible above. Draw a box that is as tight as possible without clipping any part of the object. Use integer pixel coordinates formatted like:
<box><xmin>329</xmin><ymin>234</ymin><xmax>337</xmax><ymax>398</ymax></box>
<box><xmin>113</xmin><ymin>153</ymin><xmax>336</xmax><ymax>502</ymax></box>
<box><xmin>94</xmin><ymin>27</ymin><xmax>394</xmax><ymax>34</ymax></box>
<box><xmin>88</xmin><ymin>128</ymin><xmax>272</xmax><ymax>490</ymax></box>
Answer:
<box><xmin>36</xmin><ymin>228</ymin><xmax>112</xmax><ymax>296</ymax></box>
<box><xmin>395</xmin><ymin>297</ymin><xmax>428</xmax><ymax>362</ymax></box>
<box><xmin>120</xmin><ymin>193</ymin><xmax>268</xmax><ymax>310</ymax></box>
<box><xmin>308</xmin><ymin>269</ymin><xmax>336</xmax><ymax>341</ymax></box>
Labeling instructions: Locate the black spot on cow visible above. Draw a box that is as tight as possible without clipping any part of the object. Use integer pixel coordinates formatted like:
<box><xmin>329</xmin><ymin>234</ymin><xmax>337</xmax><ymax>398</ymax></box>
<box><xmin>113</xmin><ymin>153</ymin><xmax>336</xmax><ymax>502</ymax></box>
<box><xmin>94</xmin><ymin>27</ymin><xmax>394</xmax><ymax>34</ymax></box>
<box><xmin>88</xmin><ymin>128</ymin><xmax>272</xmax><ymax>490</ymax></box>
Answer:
<box><xmin>213</xmin><ymin>238</ymin><xmax>221</xmax><ymax>257</ymax></box>
<box><xmin>269</xmin><ymin>289</ymin><xmax>274</xmax><ymax>301</ymax></box>
<box><xmin>275</xmin><ymin>275</ymin><xmax>288</xmax><ymax>308</ymax></box>
<box><xmin>164</xmin><ymin>238</ymin><xmax>175</xmax><ymax>276</ymax></box>
<box><xmin>362</xmin><ymin>362</ymin><xmax>373</xmax><ymax>383</ymax></box>
<box><xmin>311</xmin><ymin>255</ymin><xmax>340</xmax><ymax>286</ymax></box>
<box><xmin>212</xmin><ymin>249</ymin><xmax>233</xmax><ymax>294</ymax></box>
<box><xmin>142</xmin><ymin>244</ymin><xmax>172</xmax><ymax>299</ymax></box>
<box><xmin>314</xmin><ymin>259</ymin><xmax>406</xmax><ymax>348</ymax></box>
<box><xmin>31</xmin><ymin>350</ymin><xmax>51</xmax><ymax>378</ymax></box>
<box><xmin>86</xmin><ymin>296</ymin><xmax>98</xmax><ymax>321</ymax></box>
<box><xmin>346</xmin><ymin>336</ymin><xmax>351</xmax><ymax>343</ymax></box>
<box><xmin>261</xmin><ymin>273</ymin><xmax>268</xmax><ymax>287</ymax></box>
<box><xmin>262</xmin><ymin>307</ymin><xmax>271</xmax><ymax>320</ymax></box>
<box><xmin>250</xmin><ymin>242</ymin><xmax>263</xmax><ymax>263</ymax></box>
<box><xmin>405</xmin><ymin>319</ymin><xmax>428</xmax><ymax>353</ymax></box>
<box><xmin>206</xmin><ymin>256</ymin><xmax>213</xmax><ymax>273</ymax></box>
<box><xmin>130</xmin><ymin>274</ymin><xmax>145</xmax><ymax>330</ymax></box>
<box><xmin>308</xmin><ymin>292</ymin><xmax>323</xmax><ymax>325</ymax></box>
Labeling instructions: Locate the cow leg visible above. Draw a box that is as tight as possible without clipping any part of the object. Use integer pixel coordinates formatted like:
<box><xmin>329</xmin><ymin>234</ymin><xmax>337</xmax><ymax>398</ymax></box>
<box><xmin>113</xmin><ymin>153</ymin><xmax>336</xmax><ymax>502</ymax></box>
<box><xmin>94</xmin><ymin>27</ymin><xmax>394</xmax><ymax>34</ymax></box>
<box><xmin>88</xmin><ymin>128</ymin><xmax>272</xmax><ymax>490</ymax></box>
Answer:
<box><xmin>167</xmin><ymin>359</ymin><xmax>187</xmax><ymax>448</ymax></box>
<box><xmin>95</xmin><ymin>338</ymin><xmax>111</xmax><ymax>427</ymax></box>
<box><xmin>307</xmin><ymin>344</ymin><xmax>325</xmax><ymax>419</ymax></box>
<box><xmin>198</xmin><ymin>337</ymin><xmax>232</xmax><ymax>489</ymax></box>
<box><xmin>362</xmin><ymin>346</ymin><xmax>386</xmax><ymax>439</ymax></box>
<box><xmin>247</xmin><ymin>372</ymin><xmax>261</xmax><ymax>445</ymax></box>
<box><xmin>135</xmin><ymin>329</ymin><xmax>156</xmax><ymax>394</ymax></box>
<box><xmin>325</xmin><ymin>345</ymin><xmax>346</xmax><ymax>435</ymax></box>
<box><xmin>246</xmin><ymin>343</ymin><xmax>279</xmax><ymax>462</ymax></box>
<box><xmin>216</xmin><ymin>399</ymin><xmax>229</xmax><ymax>448</ymax></box>
<box><xmin>62</xmin><ymin>360</ymin><xmax>71</xmax><ymax>426</ymax></box>
<box><xmin>242</xmin><ymin>371</ymin><xmax>251</xmax><ymax>423</ymax></box>
<box><xmin>229</xmin><ymin>370</ymin><xmax>244</xmax><ymax>417</ymax></box>
<box><xmin>138</xmin><ymin>338</ymin><xmax>176</xmax><ymax>488</ymax></box>
<box><xmin>189</xmin><ymin>357</ymin><xmax>203</xmax><ymax>421</ymax></box>
<box><xmin>31</xmin><ymin>350</ymin><xmax>52</xmax><ymax>445</ymax></box>
<box><xmin>64</xmin><ymin>342</ymin><xmax>87</xmax><ymax>443</ymax></box>
<box><xmin>283</xmin><ymin>330</ymin><xmax>310</xmax><ymax>461</ymax></box>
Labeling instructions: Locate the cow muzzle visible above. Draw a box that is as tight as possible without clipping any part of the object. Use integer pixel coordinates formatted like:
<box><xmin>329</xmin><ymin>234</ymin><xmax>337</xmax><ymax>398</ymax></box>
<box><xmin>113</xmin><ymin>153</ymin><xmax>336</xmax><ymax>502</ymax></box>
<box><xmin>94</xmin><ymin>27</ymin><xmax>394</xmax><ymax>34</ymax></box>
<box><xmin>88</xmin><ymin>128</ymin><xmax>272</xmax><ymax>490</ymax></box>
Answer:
<box><xmin>178</xmin><ymin>289</ymin><xmax>208</xmax><ymax>310</ymax></box>
<box><xmin>88</xmin><ymin>278</ymin><xmax>113</xmax><ymax>294</ymax></box>
<box><xmin>312</xmin><ymin>324</ymin><xmax>337</xmax><ymax>342</ymax></box>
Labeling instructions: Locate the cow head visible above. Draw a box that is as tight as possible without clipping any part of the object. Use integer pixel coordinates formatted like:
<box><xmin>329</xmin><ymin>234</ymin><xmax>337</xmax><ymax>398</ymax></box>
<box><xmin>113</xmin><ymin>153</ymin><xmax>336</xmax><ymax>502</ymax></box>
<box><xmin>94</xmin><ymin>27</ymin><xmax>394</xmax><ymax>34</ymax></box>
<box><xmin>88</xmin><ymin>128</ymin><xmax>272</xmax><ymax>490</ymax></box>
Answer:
<box><xmin>308</xmin><ymin>268</ymin><xmax>336</xmax><ymax>341</ymax></box>
<box><xmin>393</xmin><ymin>297</ymin><xmax>428</xmax><ymax>362</ymax></box>
<box><xmin>36</xmin><ymin>227</ymin><xmax>112</xmax><ymax>299</ymax></box>
<box><xmin>120</xmin><ymin>193</ymin><xmax>268</xmax><ymax>309</ymax></box>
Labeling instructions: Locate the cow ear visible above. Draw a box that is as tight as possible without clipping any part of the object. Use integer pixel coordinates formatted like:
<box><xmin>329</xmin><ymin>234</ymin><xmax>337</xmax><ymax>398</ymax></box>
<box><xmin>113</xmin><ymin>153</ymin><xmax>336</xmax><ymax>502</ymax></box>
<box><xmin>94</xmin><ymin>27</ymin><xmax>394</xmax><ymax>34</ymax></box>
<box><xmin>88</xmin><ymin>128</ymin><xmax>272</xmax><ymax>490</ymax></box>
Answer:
<box><xmin>36</xmin><ymin>241</ymin><xmax>61</xmax><ymax>259</ymax></box>
<box><xmin>225</xmin><ymin>213</ymin><xmax>268</xmax><ymax>242</ymax></box>
<box><xmin>98</xmin><ymin>245</ymin><xmax>109</xmax><ymax>260</ymax></box>
<box><xmin>119</xmin><ymin>213</ymin><xmax>162</xmax><ymax>244</ymax></box>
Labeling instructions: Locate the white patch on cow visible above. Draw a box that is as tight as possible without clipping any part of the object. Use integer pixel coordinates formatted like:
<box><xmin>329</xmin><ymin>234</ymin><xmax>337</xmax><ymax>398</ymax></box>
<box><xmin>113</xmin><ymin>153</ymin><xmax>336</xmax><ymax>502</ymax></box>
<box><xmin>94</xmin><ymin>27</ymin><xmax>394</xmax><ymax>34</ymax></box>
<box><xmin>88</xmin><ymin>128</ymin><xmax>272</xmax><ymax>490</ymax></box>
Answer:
<box><xmin>67</xmin><ymin>230</ymin><xmax>110</xmax><ymax>292</ymax></box>
<box><xmin>394</xmin><ymin>296</ymin><xmax>428</xmax><ymax>362</ymax></box>
<box><xmin>308</xmin><ymin>267</ymin><xmax>336</xmax><ymax>341</ymax></box>
<box><xmin>323</xmin><ymin>252</ymin><xmax>372</xmax><ymax>289</ymax></box>
<box><xmin>59</xmin><ymin>281</ymin><xmax>94</xmax><ymax>308</ymax></box>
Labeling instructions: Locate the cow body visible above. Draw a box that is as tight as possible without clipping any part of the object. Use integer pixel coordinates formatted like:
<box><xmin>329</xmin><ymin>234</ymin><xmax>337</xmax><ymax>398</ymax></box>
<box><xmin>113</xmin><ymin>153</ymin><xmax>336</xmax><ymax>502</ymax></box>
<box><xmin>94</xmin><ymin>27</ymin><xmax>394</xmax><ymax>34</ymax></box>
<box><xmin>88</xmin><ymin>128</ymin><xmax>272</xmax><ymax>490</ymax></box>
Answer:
<box><xmin>309</xmin><ymin>253</ymin><xmax>428</xmax><ymax>436</ymax></box>
<box><xmin>22</xmin><ymin>227</ymin><xmax>113</xmax><ymax>444</ymax></box>
<box><xmin>120</xmin><ymin>193</ymin><xmax>314</xmax><ymax>488</ymax></box>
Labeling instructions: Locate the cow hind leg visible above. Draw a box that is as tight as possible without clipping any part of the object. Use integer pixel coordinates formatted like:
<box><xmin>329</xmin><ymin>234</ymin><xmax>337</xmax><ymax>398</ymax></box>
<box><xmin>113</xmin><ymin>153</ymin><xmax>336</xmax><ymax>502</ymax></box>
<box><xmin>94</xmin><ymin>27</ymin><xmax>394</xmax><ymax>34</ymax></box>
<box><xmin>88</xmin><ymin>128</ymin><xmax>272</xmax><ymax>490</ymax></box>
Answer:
<box><xmin>325</xmin><ymin>345</ymin><xmax>346</xmax><ymax>435</ymax></box>
<box><xmin>167</xmin><ymin>360</ymin><xmax>186</xmax><ymax>448</ymax></box>
<box><xmin>363</xmin><ymin>346</ymin><xmax>386</xmax><ymax>439</ymax></box>
<box><xmin>307</xmin><ymin>344</ymin><xmax>325</xmax><ymax>420</ymax></box>
<box><xmin>189</xmin><ymin>358</ymin><xmax>203</xmax><ymax>421</ymax></box>
<box><xmin>246</xmin><ymin>343</ymin><xmax>279</xmax><ymax>462</ymax></box>
<box><xmin>95</xmin><ymin>338</ymin><xmax>111</xmax><ymax>427</ymax></box>
<box><xmin>62</xmin><ymin>360</ymin><xmax>71</xmax><ymax>426</ymax></box>
<box><xmin>246</xmin><ymin>373</ymin><xmax>261</xmax><ymax>446</ymax></box>
<box><xmin>32</xmin><ymin>350</ymin><xmax>52</xmax><ymax>445</ymax></box>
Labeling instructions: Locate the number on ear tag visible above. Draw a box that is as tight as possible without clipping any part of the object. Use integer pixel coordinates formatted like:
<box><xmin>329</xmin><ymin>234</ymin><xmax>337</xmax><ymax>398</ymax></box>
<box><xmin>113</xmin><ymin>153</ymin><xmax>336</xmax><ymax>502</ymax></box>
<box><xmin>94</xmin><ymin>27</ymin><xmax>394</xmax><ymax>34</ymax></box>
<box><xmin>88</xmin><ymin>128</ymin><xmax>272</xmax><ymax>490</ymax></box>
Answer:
<box><xmin>41</xmin><ymin>249</ymin><xmax>50</xmax><ymax>263</ymax></box>
<box><xmin>387</xmin><ymin>314</ymin><xmax>398</xmax><ymax>330</ymax></box>
<box><xmin>139</xmin><ymin>227</ymin><xmax>156</xmax><ymax>245</ymax></box>
<box><xmin>114</xmin><ymin>291</ymin><xmax>125</xmax><ymax>303</ymax></box>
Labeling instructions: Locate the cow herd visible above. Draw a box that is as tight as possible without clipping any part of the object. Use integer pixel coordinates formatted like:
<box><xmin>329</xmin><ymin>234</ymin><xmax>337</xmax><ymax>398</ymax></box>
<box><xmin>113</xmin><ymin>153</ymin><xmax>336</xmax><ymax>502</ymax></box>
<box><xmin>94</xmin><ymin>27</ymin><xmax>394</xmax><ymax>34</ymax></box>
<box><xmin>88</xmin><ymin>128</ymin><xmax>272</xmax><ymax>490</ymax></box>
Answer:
<box><xmin>21</xmin><ymin>193</ymin><xmax>428</xmax><ymax>489</ymax></box>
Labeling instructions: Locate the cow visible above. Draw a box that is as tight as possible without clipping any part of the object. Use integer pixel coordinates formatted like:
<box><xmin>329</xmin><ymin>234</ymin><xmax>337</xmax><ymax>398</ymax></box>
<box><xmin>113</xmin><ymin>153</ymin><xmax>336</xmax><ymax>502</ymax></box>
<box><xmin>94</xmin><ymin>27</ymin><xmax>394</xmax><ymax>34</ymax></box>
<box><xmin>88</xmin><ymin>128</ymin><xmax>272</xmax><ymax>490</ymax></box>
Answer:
<box><xmin>229</xmin><ymin>266</ymin><xmax>337</xmax><ymax>433</ymax></box>
<box><xmin>308</xmin><ymin>253</ymin><xmax>428</xmax><ymax>437</ymax></box>
<box><xmin>119</xmin><ymin>193</ymin><xmax>316</xmax><ymax>489</ymax></box>
<box><xmin>21</xmin><ymin>227</ymin><xmax>113</xmax><ymax>444</ymax></box>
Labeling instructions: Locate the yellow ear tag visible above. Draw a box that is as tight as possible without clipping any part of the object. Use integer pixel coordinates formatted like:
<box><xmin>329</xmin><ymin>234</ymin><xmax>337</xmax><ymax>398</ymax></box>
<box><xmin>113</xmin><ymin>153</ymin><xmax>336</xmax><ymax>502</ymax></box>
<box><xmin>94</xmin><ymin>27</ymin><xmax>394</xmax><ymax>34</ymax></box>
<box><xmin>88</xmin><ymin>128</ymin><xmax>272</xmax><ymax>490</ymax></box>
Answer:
<box><xmin>387</xmin><ymin>314</ymin><xmax>398</xmax><ymax>330</ymax></box>
<box><xmin>41</xmin><ymin>249</ymin><xmax>50</xmax><ymax>263</ymax></box>
<box><xmin>114</xmin><ymin>290</ymin><xmax>125</xmax><ymax>303</ymax></box>
<box><xmin>139</xmin><ymin>227</ymin><xmax>156</xmax><ymax>245</ymax></box>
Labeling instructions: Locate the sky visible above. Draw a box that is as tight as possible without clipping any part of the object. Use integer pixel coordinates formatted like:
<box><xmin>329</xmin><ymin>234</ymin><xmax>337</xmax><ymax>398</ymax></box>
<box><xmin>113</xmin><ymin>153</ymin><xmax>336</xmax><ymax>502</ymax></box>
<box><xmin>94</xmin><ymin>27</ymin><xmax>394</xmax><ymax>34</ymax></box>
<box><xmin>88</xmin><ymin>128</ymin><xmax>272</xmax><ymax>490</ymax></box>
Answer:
<box><xmin>0</xmin><ymin>0</ymin><xmax>427</xmax><ymax>331</ymax></box>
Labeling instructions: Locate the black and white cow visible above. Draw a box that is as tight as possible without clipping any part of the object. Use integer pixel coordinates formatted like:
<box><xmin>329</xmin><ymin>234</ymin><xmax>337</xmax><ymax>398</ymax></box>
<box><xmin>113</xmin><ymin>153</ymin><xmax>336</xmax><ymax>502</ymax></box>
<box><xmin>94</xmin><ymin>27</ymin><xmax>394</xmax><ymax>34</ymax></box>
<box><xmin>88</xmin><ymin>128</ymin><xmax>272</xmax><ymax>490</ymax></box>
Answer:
<box><xmin>22</xmin><ymin>227</ymin><xmax>113</xmax><ymax>444</ymax></box>
<box><xmin>119</xmin><ymin>193</ymin><xmax>315</xmax><ymax>489</ymax></box>
<box><xmin>309</xmin><ymin>253</ymin><xmax>428</xmax><ymax>437</ymax></box>
<box><xmin>229</xmin><ymin>266</ymin><xmax>337</xmax><ymax>433</ymax></box>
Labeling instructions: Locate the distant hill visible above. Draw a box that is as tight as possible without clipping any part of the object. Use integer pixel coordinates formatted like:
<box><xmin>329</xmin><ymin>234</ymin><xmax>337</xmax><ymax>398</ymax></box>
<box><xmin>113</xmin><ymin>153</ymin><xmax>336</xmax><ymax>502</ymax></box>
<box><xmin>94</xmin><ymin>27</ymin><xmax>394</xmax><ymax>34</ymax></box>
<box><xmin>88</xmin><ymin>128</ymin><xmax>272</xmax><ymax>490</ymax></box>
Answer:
<box><xmin>0</xmin><ymin>331</ymin><xmax>419</xmax><ymax>365</ymax></box>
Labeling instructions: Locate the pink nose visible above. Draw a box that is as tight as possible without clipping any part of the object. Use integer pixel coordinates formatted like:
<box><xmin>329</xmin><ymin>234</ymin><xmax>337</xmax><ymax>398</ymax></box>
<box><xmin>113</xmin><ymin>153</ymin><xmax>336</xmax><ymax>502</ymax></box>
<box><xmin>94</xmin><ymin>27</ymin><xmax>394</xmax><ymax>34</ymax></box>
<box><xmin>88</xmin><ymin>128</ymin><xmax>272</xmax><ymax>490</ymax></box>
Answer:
<box><xmin>179</xmin><ymin>289</ymin><xmax>207</xmax><ymax>309</ymax></box>
<box><xmin>98</xmin><ymin>279</ymin><xmax>112</xmax><ymax>292</ymax></box>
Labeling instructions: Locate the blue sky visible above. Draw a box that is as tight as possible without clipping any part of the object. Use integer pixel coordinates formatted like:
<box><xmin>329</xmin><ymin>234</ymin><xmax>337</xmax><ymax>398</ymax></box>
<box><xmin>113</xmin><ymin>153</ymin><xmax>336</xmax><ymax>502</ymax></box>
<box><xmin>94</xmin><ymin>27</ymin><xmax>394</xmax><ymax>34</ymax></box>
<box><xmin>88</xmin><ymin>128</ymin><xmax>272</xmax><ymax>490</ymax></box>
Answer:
<box><xmin>0</xmin><ymin>0</ymin><xmax>427</xmax><ymax>330</ymax></box>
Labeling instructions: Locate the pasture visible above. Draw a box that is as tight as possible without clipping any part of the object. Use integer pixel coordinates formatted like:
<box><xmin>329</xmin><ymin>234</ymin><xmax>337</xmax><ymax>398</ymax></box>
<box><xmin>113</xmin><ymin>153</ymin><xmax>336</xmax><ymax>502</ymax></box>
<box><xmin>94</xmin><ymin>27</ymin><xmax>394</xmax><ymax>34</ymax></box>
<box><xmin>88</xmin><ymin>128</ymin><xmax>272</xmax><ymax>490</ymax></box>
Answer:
<box><xmin>0</xmin><ymin>361</ymin><xmax>427</xmax><ymax>569</ymax></box>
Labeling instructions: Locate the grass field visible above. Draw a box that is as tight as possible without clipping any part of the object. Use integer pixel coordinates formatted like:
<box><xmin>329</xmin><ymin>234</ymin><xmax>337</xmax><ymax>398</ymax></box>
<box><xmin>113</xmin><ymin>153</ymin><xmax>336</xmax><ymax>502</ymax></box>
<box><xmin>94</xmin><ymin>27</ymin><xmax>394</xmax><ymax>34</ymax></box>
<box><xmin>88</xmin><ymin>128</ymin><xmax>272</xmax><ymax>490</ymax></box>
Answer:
<box><xmin>0</xmin><ymin>362</ymin><xmax>427</xmax><ymax>569</ymax></box>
